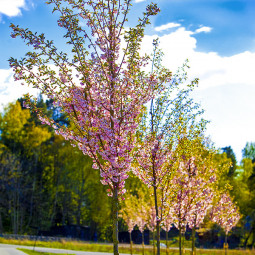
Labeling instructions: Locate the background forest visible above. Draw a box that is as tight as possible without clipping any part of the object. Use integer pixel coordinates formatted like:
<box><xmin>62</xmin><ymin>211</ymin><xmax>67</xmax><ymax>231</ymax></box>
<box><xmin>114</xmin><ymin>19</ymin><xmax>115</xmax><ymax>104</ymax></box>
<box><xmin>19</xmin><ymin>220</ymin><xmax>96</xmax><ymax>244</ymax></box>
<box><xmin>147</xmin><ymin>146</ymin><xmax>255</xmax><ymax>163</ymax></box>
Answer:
<box><xmin>1</xmin><ymin>98</ymin><xmax>255</xmax><ymax>249</ymax></box>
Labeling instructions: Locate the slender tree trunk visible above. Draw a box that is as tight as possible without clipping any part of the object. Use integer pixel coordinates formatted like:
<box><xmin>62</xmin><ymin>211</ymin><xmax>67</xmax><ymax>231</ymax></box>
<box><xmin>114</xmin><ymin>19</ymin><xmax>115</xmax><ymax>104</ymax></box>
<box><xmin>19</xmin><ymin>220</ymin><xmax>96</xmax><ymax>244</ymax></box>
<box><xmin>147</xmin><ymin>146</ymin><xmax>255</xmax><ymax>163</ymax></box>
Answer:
<box><xmin>179</xmin><ymin>229</ymin><xmax>182</xmax><ymax>255</ymax></box>
<box><xmin>153</xmin><ymin>231</ymin><xmax>156</xmax><ymax>255</ymax></box>
<box><xmin>153</xmin><ymin>181</ymin><xmax>160</xmax><ymax>255</ymax></box>
<box><xmin>182</xmin><ymin>232</ymin><xmax>185</xmax><ymax>254</ymax></box>
<box><xmin>142</xmin><ymin>231</ymin><xmax>145</xmax><ymax>255</ymax></box>
<box><xmin>192</xmin><ymin>226</ymin><xmax>196</xmax><ymax>255</ymax></box>
<box><xmin>156</xmin><ymin>220</ymin><xmax>160</xmax><ymax>255</ymax></box>
<box><xmin>129</xmin><ymin>231</ymin><xmax>133</xmax><ymax>255</ymax></box>
<box><xmin>225</xmin><ymin>233</ymin><xmax>228</xmax><ymax>255</ymax></box>
<box><xmin>113</xmin><ymin>186</ymin><xmax>119</xmax><ymax>255</ymax></box>
<box><xmin>166</xmin><ymin>230</ymin><xmax>168</xmax><ymax>255</ymax></box>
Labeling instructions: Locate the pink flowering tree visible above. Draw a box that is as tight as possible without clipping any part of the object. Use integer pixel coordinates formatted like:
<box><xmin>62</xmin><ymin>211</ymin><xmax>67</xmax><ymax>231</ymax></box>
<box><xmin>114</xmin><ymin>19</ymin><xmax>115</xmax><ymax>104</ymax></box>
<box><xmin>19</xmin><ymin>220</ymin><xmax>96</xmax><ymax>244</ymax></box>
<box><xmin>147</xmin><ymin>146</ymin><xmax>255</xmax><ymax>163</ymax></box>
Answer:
<box><xmin>168</xmin><ymin>144</ymin><xmax>219</xmax><ymax>255</ymax></box>
<box><xmin>9</xmin><ymin>1</ymin><xmax>162</xmax><ymax>254</ymax></box>
<box><xmin>133</xmin><ymin>45</ymin><xmax>207</xmax><ymax>254</ymax></box>
<box><xmin>210</xmin><ymin>192</ymin><xmax>240</xmax><ymax>252</ymax></box>
<box><xmin>188</xmin><ymin>180</ymin><xmax>215</xmax><ymax>255</ymax></box>
<box><xmin>169</xmin><ymin>157</ymin><xmax>201</xmax><ymax>255</ymax></box>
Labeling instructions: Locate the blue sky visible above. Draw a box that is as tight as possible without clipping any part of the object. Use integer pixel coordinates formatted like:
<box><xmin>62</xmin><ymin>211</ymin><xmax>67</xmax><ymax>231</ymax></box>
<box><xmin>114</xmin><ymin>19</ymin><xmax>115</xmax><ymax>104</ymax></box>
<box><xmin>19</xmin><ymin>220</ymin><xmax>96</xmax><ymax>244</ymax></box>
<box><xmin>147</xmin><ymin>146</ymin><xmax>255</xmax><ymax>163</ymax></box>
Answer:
<box><xmin>0</xmin><ymin>0</ymin><xmax>255</xmax><ymax>162</ymax></box>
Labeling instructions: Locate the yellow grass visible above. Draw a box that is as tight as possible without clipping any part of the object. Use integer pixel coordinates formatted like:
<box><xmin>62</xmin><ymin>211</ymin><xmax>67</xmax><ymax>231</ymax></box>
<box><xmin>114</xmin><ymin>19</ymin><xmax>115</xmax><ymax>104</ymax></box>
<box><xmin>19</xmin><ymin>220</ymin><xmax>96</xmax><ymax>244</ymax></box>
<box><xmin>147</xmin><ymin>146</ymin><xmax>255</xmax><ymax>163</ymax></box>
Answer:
<box><xmin>1</xmin><ymin>238</ymin><xmax>255</xmax><ymax>255</ymax></box>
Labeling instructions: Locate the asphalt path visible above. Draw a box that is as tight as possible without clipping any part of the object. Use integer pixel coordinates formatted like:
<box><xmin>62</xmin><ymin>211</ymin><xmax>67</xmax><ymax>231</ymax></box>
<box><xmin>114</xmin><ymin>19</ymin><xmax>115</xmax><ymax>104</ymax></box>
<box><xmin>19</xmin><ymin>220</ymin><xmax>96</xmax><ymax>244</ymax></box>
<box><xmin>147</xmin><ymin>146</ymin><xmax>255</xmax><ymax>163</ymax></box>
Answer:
<box><xmin>0</xmin><ymin>244</ymin><xmax>131</xmax><ymax>255</ymax></box>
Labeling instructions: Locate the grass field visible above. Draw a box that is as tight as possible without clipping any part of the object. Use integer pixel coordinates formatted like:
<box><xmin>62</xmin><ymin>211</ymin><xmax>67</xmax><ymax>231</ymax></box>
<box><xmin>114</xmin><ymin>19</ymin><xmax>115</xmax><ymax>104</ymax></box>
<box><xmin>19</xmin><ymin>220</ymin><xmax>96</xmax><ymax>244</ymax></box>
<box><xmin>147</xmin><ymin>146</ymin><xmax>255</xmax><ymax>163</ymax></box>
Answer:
<box><xmin>0</xmin><ymin>238</ymin><xmax>254</xmax><ymax>255</ymax></box>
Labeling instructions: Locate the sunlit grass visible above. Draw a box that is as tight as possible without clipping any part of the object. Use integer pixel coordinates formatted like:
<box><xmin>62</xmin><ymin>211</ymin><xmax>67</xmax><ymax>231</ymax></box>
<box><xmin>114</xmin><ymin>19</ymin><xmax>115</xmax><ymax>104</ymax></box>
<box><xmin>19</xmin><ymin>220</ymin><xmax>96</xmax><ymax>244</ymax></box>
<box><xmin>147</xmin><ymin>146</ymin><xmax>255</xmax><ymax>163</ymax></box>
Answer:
<box><xmin>1</xmin><ymin>238</ymin><xmax>255</xmax><ymax>255</ymax></box>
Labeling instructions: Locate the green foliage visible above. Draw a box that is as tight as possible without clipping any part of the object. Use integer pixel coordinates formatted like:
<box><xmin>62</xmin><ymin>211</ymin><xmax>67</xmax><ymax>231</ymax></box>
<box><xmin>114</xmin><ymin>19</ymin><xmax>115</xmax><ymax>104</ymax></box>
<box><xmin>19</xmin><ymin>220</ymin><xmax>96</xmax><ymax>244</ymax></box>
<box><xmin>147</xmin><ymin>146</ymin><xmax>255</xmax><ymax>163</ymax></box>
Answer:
<box><xmin>0</xmin><ymin>99</ymin><xmax>111</xmax><ymax>240</ymax></box>
<box><xmin>243</xmin><ymin>143</ymin><xmax>255</xmax><ymax>162</ymax></box>
<box><xmin>222</xmin><ymin>146</ymin><xmax>237</xmax><ymax>178</ymax></box>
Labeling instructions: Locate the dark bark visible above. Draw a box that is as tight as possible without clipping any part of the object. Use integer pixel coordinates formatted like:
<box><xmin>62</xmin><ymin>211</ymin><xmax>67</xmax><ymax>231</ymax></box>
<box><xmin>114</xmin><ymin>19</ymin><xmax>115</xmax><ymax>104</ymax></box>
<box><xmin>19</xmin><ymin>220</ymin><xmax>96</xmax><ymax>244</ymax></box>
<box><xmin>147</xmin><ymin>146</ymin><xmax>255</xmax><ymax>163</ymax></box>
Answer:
<box><xmin>179</xmin><ymin>228</ymin><xmax>182</xmax><ymax>255</ymax></box>
<box><xmin>142</xmin><ymin>231</ymin><xmax>145</xmax><ymax>255</ymax></box>
<box><xmin>113</xmin><ymin>186</ymin><xmax>119</xmax><ymax>255</ymax></box>
<box><xmin>191</xmin><ymin>227</ymin><xmax>196</xmax><ymax>255</ymax></box>
<box><xmin>224</xmin><ymin>233</ymin><xmax>228</xmax><ymax>255</ymax></box>
<box><xmin>153</xmin><ymin>172</ymin><xmax>160</xmax><ymax>255</ymax></box>
<box><xmin>153</xmin><ymin>231</ymin><xmax>156</xmax><ymax>255</ymax></box>
<box><xmin>129</xmin><ymin>231</ymin><xmax>133</xmax><ymax>255</ymax></box>
<box><xmin>166</xmin><ymin>230</ymin><xmax>168</xmax><ymax>255</ymax></box>
<box><xmin>156</xmin><ymin>219</ymin><xmax>160</xmax><ymax>255</ymax></box>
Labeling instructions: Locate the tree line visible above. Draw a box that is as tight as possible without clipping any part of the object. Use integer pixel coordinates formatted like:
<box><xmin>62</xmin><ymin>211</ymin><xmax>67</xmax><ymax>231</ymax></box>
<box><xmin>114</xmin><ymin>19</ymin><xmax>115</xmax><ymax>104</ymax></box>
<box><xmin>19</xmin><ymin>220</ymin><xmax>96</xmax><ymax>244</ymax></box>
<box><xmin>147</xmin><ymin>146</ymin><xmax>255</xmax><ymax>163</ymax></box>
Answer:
<box><xmin>1</xmin><ymin>99</ymin><xmax>255</xmax><ymax>251</ymax></box>
<box><xmin>0</xmin><ymin>99</ymin><xmax>112</xmax><ymax>240</ymax></box>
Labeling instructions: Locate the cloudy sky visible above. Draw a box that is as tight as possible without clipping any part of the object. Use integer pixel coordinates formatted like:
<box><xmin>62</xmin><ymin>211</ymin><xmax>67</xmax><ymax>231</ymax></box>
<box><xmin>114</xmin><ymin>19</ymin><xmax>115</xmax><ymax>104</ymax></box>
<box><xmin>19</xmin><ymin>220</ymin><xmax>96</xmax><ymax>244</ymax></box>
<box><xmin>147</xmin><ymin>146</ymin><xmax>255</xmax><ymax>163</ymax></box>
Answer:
<box><xmin>0</xmin><ymin>0</ymin><xmax>255</xmax><ymax>162</ymax></box>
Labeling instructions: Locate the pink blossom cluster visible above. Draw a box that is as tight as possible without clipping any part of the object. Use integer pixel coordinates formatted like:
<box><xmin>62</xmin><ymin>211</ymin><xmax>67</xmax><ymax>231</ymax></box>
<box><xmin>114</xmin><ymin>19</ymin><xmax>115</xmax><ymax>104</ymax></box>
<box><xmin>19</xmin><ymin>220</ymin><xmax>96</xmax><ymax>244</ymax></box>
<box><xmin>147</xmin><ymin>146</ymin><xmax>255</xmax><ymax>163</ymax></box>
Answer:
<box><xmin>9</xmin><ymin>0</ymin><xmax>161</xmax><ymax>197</ymax></box>
<box><xmin>35</xmin><ymin>67</ymin><xmax>155</xmax><ymax>196</ymax></box>
<box><xmin>168</xmin><ymin>157</ymin><xmax>216</xmax><ymax>232</ymax></box>
<box><xmin>210</xmin><ymin>193</ymin><xmax>240</xmax><ymax>234</ymax></box>
<box><xmin>136</xmin><ymin>205</ymin><xmax>148</xmax><ymax>233</ymax></box>
<box><xmin>133</xmin><ymin>134</ymin><xmax>172</xmax><ymax>187</ymax></box>
<box><xmin>147</xmin><ymin>206</ymin><xmax>157</xmax><ymax>232</ymax></box>
<box><xmin>125</xmin><ymin>218</ymin><xmax>136</xmax><ymax>233</ymax></box>
<box><xmin>162</xmin><ymin>212</ymin><xmax>173</xmax><ymax>232</ymax></box>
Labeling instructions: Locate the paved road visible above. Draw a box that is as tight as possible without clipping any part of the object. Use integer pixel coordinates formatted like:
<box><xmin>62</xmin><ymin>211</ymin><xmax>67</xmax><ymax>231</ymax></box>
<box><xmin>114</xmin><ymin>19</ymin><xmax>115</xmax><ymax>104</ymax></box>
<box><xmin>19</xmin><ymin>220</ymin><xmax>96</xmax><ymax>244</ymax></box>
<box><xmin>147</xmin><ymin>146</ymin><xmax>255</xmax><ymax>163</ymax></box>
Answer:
<box><xmin>0</xmin><ymin>245</ymin><xmax>27</xmax><ymax>255</ymax></box>
<box><xmin>0</xmin><ymin>244</ymin><xmax>131</xmax><ymax>255</ymax></box>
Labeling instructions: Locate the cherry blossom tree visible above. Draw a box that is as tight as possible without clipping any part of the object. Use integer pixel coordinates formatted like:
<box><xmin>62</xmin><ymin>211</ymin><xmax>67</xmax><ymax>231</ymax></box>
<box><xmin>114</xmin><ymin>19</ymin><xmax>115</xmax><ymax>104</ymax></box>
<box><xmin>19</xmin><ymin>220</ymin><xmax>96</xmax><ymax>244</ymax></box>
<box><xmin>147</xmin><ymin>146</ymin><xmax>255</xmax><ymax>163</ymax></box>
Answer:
<box><xmin>210</xmin><ymin>192</ymin><xmax>240</xmax><ymax>254</ymax></box>
<box><xmin>166</xmin><ymin>136</ymin><xmax>221</xmax><ymax>255</ymax></box>
<box><xmin>9</xmin><ymin>1</ymin><xmax>162</xmax><ymax>254</ymax></box>
<box><xmin>133</xmin><ymin>44</ymin><xmax>207</xmax><ymax>254</ymax></box>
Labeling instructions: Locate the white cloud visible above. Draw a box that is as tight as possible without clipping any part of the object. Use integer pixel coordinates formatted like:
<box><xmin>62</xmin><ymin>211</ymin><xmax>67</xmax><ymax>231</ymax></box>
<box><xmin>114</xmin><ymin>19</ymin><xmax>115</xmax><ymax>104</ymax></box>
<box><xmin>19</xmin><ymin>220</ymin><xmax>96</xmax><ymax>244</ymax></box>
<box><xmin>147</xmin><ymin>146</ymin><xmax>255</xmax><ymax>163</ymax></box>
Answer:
<box><xmin>134</xmin><ymin>0</ymin><xmax>146</xmax><ymax>3</ymax></box>
<box><xmin>0</xmin><ymin>0</ymin><xmax>26</xmax><ymax>17</ymax></box>
<box><xmin>154</xmin><ymin>22</ymin><xmax>181</xmax><ymax>32</ymax></box>
<box><xmin>194</xmin><ymin>26</ymin><xmax>212</xmax><ymax>34</ymax></box>
<box><xmin>140</xmin><ymin>26</ymin><xmax>255</xmax><ymax>162</ymax></box>
<box><xmin>0</xmin><ymin>69</ymin><xmax>38</xmax><ymax>111</ymax></box>
<box><xmin>141</xmin><ymin>27</ymin><xmax>255</xmax><ymax>90</ymax></box>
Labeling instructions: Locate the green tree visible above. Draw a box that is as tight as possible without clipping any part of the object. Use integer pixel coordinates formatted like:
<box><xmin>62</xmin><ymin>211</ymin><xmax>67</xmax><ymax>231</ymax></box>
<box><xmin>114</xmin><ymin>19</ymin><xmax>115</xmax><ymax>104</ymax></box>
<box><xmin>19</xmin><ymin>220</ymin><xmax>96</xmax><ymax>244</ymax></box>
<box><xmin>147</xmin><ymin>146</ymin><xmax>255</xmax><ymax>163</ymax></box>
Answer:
<box><xmin>222</xmin><ymin>146</ymin><xmax>237</xmax><ymax>178</ymax></box>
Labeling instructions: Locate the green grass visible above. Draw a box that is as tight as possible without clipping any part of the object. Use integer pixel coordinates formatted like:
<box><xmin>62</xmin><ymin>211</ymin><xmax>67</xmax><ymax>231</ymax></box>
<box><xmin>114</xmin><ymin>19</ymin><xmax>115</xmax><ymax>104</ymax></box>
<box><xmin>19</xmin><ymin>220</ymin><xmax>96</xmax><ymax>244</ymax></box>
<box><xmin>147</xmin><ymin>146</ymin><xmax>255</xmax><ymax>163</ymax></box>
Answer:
<box><xmin>17</xmin><ymin>248</ymin><xmax>75</xmax><ymax>255</ymax></box>
<box><xmin>0</xmin><ymin>238</ymin><xmax>255</xmax><ymax>255</ymax></box>
<box><xmin>151</xmin><ymin>238</ymin><xmax>192</xmax><ymax>248</ymax></box>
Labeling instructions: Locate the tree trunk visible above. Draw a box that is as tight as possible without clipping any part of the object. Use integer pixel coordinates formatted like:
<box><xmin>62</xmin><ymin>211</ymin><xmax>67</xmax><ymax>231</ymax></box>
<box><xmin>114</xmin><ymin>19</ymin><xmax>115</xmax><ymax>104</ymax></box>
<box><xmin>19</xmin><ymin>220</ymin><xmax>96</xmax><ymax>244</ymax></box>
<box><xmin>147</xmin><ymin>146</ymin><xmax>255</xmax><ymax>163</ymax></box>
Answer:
<box><xmin>182</xmin><ymin>232</ymin><xmax>185</xmax><ymax>254</ymax></box>
<box><xmin>178</xmin><ymin>227</ymin><xmax>183</xmax><ymax>255</ymax></box>
<box><xmin>142</xmin><ymin>231</ymin><xmax>145</xmax><ymax>255</ymax></box>
<box><xmin>225</xmin><ymin>233</ymin><xmax>228</xmax><ymax>255</ymax></box>
<box><xmin>153</xmin><ymin>231</ymin><xmax>156</xmax><ymax>255</ymax></box>
<box><xmin>156</xmin><ymin>220</ymin><xmax>160</xmax><ymax>255</ymax></box>
<box><xmin>179</xmin><ymin>230</ymin><xmax>181</xmax><ymax>255</ymax></box>
<box><xmin>166</xmin><ymin>230</ymin><xmax>168</xmax><ymax>255</ymax></box>
<box><xmin>129</xmin><ymin>231</ymin><xmax>133</xmax><ymax>255</ymax></box>
<box><xmin>191</xmin><ymin>227</ymin><xmax>196</xmax><ymax>255</ymax></box>
<box><xmin>153</xmin><ymin>184</ymin><xmax>160</xmax><ymax>255</ymax></box>
<box><xmin>112</xmin><ymin>186</ymin><xmax>119</xmax><ymax>255</ymax></box>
